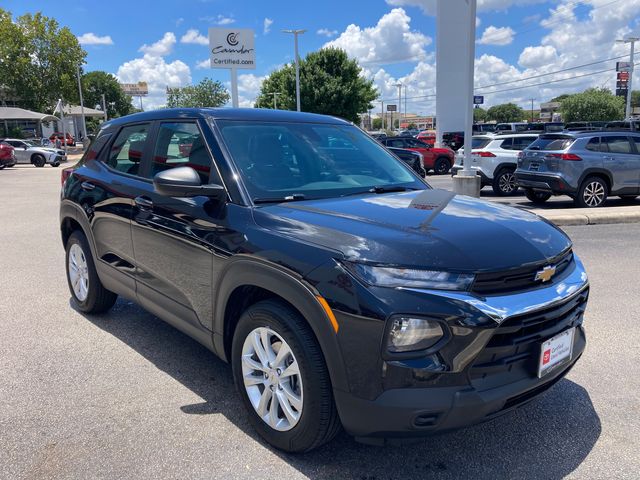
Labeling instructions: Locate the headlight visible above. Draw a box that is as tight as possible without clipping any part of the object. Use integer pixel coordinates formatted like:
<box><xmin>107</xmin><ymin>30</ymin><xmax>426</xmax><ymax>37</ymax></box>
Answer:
<box><xmin>385</xmin><ymin>316</ymin><xmax>446</xmax><ymax>354</ymax></box>
<box><xmin>346</xmin><ymin>262</ymin><xmax>474</xmax><ymax>291</ymax></box>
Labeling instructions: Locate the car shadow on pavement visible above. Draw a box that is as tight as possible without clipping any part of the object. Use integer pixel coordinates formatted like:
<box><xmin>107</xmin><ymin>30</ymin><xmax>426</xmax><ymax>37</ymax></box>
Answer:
<box><xmin>77</xmin><ymin>297</ymin><xmax>601</xmax><ymax>480</ymax></box>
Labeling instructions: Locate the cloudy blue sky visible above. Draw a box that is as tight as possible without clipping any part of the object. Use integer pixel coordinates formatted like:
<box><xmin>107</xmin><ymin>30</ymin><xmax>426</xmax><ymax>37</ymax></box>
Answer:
<box><xmin>6</xmin><ymin>0</ymin><xmax>640</xmax><ymax>113</ymax></box>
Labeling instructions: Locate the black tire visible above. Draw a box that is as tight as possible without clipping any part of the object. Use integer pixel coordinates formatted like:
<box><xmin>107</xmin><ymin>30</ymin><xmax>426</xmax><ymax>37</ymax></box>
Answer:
<box><xmin>575</xmin><ymin>176</ymin><xmax>608</xmax><ymax>208</ymax></box>
<box><xmin>51</xmin><ymin>162</ymin><xmax>60</xmax><ymax>167</ymax></box>
<box><xmin>524</xmin><ymin>188</ymin><xmax>551</xmax><ymax>205</ymax></box>
<box><xmin>434</xmin><ymin>157</ymin><xmax>451</xmax><ymax>175</ymax></box>
<box><xmin>65</xmin><ymin>230</ymin><xmax>117</xmax><ymax>313</ymax></box>
<box><xmin>0</xmin><ymin>165</ymin><xmax>5</xmax><ymax>170</ymax></box>
<box><xmin>492</xmin><ymin>168</ymin><xmax>519</xmax><ymax>196</ymax></box>
<box><xmin>32</xmin><ymin>154</ymin><xmax>46</xmax><ymax>167</ymax></box>
<box><xmin>231</xmin><ymin>299</ymin><xmax>341</xmax><ymax>452</ymax></box>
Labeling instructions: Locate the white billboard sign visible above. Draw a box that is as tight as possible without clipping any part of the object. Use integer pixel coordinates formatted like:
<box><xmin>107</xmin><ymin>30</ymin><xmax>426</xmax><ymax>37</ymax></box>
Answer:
<box><xmin>208</xmin><ymin>28</ymin><xmax>255</xmax><ymax>70</ymax></box>
<box><xmin>120</xmin><ymin>82</ymin><xmax>148</xmax><ymax>96</ymax></box>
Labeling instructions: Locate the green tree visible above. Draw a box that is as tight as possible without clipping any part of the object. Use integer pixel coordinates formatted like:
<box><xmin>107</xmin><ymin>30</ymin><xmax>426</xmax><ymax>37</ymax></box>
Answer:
<box><xmin>166</xmin><ymin>77</ymin><xmax>230</xmax><ymax>108</ymax></box>
<box><xmin>255</xmin><ymin>48</ymin><xmax>378</xmax><ymax>123</ymax></box>
<box><xmin>372</xmin><ymin>117</ymin><xmax>382</xmax><ymax>130</ymax></box>
<box><xmin>559</xmin><ymin>88</ymin><xmax>625</xmax><ymax>122</ymax></box>
<box><xmin>486</xmin><ymin>103</ymin><xmax>525</xmax><ymax>123</ymax></box>
<box><xmin>550</xmin><ymin>93</ymin><xmax>572</xmax><ymax>103</ymax></box>
<box><xmin>473</xmin><ymin>106</ymin><xmax>488</xmax><ymax>122</ymax></box>
<box><xmin>0</xmin><ymin>9</ymin><xmax>86</xmax><ymax>112</ymax></box>
<box><xmin>407</xmin><ymin>122</ymin><xmax>417</xmax><ymax>129</ymax></box>
<box><xmin>82</xmin><ymin>71</ymin><xmax>133</xmax><ymax>119</ymax></box>
<box><xmin>631</xmin><ymin>90</ymin><xmax>639</xmax><ymax>108</ymax></box>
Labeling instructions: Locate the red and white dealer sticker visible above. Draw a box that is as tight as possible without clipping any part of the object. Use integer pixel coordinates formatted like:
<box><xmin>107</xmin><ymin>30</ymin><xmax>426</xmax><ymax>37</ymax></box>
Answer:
<box><xmin>538</xmin><ymin>328</ymin><xmax>575</xmax><ymax>378</ymax></box>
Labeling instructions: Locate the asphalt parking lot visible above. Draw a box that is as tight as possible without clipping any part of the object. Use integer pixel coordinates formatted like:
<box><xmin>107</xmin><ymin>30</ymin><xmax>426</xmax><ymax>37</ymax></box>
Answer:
<box><xmin>2</xmin><ymin>165</ymin><xmax>639</xmax><ymax>479</ymax></box>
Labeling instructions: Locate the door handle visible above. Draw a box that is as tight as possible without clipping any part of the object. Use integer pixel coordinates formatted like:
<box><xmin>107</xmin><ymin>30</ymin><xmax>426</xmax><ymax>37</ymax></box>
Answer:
<box><xmin>134</xmin><ymin>196</ymin><xmax>153</xmax><ymax>210</ymax></box>
<box><xmin>603</xmin><ymin>156</ymin><xmax>614</xmax><ymax>161</ymax></box>
<box><xmin>81</xmin><ymin>181</ymin><xmax>95</xmax><ymax>191</ymax></box>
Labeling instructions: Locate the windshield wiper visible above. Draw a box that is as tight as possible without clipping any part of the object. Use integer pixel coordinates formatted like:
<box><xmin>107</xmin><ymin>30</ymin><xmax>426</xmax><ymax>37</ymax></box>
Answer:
<box><xmin>253</xmin><ymin>193</ymin><xmax>307</xmax><ymax>204</ymax></box>
<box><xmin>340</xmin><ymin>185</ymin><xmax>419</xmax><ymax>198</ymax></box>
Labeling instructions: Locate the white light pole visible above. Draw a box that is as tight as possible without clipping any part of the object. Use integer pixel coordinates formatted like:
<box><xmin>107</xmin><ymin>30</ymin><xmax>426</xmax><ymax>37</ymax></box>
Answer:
<box><xmin>270</xmin><ymin>92</ymin><xmax>281</xmax><ymax>109</ymax></box>
<box><xmin>396</xmin><ymin>83</ymin><xmax>402</xmax><ymax>128</ymax></box>
<box><xmin>76</xmin><ymin>65</ymin><xmax>88</xmax><ymax>142</ymax></box>
<box><xmin>461</xmin><ymin>0</ymin><xmax>477</xmax><ymax>178</ymax></box>
<box><xmin>616</xmin><ymin>37</ymin><xmax>638</xmax><ymax>119</ymax></box>
<box><xmin>282</xmin><ymin>29</ymin><xmax>306</xmax><ymax>111</ymax></box>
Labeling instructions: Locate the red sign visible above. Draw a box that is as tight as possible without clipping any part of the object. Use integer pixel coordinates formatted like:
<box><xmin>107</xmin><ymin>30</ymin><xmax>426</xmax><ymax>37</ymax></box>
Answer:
<box><xmin>618</xmin><ymin>72</ymin><xmax>630</xmax><ymax>81</ymax></box>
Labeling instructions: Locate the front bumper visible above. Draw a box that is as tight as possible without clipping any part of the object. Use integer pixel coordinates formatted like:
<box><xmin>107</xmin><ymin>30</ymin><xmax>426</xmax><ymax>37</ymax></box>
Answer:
<box><xmin>1</xmin><ymin>156</ymin><xmax>16</xmax><ymax>167</ymax></box>
<box><xmin>515</xmin><ymin>171</ymin><xmax>576</xmax><ymax>194</ymax></box>
<box><xmin>332</xmin><ymin>255</ymin><xmax>589</xmax><ymax>441</ymax></box>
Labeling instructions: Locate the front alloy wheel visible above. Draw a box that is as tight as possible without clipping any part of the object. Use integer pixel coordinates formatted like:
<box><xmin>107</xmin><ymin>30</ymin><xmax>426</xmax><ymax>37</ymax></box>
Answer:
<box><xmin>232</xmin><ymin>300</ymin><xmax>340</xmax><ymax>452</ymax></box>
<box><xmin>68</xmin><ymin>243</ymin><xmax>90</xmax><ymax>302</ymax></box>
<box><xmin>241</xmin><ymin>327</ymin><xmax>303</xmax><ymax>431</ymax></box>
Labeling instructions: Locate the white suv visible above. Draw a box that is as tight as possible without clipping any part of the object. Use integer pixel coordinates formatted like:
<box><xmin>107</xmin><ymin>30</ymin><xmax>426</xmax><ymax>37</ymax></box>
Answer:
<box><xmin>451</xmin><ymin>133</ymin><xmax>539</xmax><ymax>195</ymax></box>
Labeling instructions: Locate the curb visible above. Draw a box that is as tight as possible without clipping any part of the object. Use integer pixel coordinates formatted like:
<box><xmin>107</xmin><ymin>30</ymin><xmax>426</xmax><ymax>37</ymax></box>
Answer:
<box><xmin>533</xmin><ymin>208</ymin><xmax>640</xmax><ymax>226</ymax></box>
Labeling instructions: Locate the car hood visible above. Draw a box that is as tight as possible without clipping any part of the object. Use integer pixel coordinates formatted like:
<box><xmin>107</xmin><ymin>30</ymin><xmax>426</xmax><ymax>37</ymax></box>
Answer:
<box><xmin>252</xmin><ymin>189</ymin><xmax>571</xmax><ymax>272</ymax></box>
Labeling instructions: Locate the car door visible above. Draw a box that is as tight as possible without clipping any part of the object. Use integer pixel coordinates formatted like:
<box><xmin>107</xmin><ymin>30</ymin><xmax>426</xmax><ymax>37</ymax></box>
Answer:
<box><xmin>629</xmin><ymin>135</ymin><xmax>640</xmax><ymax>190</ymax></box>
<box><xmin>8</xmin><ymin>140</ymin><xmax>28</xmax><ymax>163</ymax></box>
<box><xmin>130</xmin><ymin>119</ymin><xmax>229</xmax><ymax>330</ymax></box>
<box><xmin>75</xmin><ymin>123</ymin><xmax>153</xmax><ymax>295</ymax></box>
<box><xmin>601</xmin><ymin>136</ymin><xmax>639</xmax><ymax>193</ymax></box>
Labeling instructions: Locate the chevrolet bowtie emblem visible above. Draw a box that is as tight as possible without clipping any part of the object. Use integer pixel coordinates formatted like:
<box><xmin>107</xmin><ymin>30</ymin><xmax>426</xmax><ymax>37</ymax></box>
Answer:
<box><xmin>535</xmin><ymin>265</ymin><xmax>557</xmax><ymax>282</ymax></box>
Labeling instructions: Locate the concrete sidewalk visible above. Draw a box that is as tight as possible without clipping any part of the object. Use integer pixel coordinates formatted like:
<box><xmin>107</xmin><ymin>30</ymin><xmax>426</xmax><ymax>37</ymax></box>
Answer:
<box><xmin>532</xmin><ymin>205</ymin><xmax>640</xmax><ymax>226</ymax></box>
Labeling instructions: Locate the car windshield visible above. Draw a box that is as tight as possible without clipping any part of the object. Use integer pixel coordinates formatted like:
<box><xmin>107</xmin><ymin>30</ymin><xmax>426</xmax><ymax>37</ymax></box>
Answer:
<box><xmin>528</xmin><ymin>134</ymin><xmax>575</xmax><ymax>151</ymax></box>
<box><xmin>216</xmin><ymin>120</ymin><xmax>424</xmax><ymax>201</ymax></box>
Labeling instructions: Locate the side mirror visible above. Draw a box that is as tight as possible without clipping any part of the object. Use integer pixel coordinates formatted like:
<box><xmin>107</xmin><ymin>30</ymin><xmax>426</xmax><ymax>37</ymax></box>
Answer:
<box><xmin>23</xmin><ymin>146</ymin><xmax>28</xmax><ymax>150</ymax></box>
<box><xmin>153</xmin><ymin>166</ymin><xmax>226</xmax><ymax>199</ymax></box>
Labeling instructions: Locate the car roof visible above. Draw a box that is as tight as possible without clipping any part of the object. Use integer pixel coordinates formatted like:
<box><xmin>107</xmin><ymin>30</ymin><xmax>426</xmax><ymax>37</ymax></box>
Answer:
<box><xmin>102</xmin><ymin>108</ymin><xmax>351</xmax><ymax>129</ymax></box>
<box><xmin>544</xmin><ymin>131</ymin><xmax>640</xmax><ymax>138</ymax></box>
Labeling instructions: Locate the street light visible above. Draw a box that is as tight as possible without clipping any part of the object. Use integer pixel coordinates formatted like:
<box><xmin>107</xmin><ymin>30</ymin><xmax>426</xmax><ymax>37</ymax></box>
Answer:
<box><xmin>282</xmin><ymin>29</ymin><xmax>306</xmax><ymax>112</ymax></box>
<box><xmin>616</xmin><ymin>37</ymin><xmax>639</xmax><ymax>119</ymax></box>
<box><xmin>395</xmin><ymin>83</ymin><xmax>403</xmax><ymax>130</ymax></box>
<box><xmin>269</xmin><ymin>92</ymin><xmax>282</xmax><ymax>109</ymax></box>
<box><xmin>76</xmin><ymin>65</ymin><xmax>88</xmax><ymax>142</ymax></box>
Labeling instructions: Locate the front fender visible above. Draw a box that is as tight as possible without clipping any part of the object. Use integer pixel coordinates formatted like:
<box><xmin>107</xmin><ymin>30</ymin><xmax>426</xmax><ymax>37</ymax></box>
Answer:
<box><xmin>212</xmin><ymin>255</ymin><xmax>350</xmax><ymax>392</ymax></box>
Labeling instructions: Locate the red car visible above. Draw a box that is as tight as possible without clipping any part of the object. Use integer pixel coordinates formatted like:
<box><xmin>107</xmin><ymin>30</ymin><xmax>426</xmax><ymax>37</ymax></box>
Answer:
<box><xmin>49</xmin><ymin>132</ymin><xmax>76</xmax><ymax>146</ymax></box>
<box><xmin>416</xmin><ymin>130</ymin><xmax>436</xmax><ymax>146</ymax></box>
<box><xmin>0</xmin><ymin>142</ymin><xmax>16</xmax><ymax>169</ymax></box>
<box><xmin>381</xmin><ymin>136</ymin><xmax>455</xmax><ymax>175</ymax></box>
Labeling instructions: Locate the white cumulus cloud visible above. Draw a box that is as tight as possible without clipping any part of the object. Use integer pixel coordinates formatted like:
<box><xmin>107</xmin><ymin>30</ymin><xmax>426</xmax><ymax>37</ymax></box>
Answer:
<box><xmin>264</xmin><ymin>18</ymin><xmax>273</xmax><ymax>34</ymax></box>
<box><xmin>385</xmin><ymin>0</ymin><xmax>547</xmax><ymax>15</ymax></box>
<box><xmin>317</xmin><ymin>28</ymin><xmax>338</xmax><ymax>38</ymax></box>
<box><xmin>324</xmin><ymin>8</ymin><xmax>431</xmax><ymax>65</ymax></box>
<box><xmin>139</xmin><ymin>32</ymin><xmax>176</xmax><ymax>56</ymax></box>
<box><xmin>180</xmin><ymin>29</ymin><xmax>208</xmax><ymax>46</ymax></box>
<box><xmin>478</xmin><ymin>25</ymin><xmax>515</xmax><ymax>45</ymax></box>
<box><xmin>77</xmin><ymin>32</ymin><xmax>114</xmax><ymax>46</ymax></box>
<box><xmin>518</xmin><ymin>45</ymin><xmax>558</xmax><ymax>68</ymax></box>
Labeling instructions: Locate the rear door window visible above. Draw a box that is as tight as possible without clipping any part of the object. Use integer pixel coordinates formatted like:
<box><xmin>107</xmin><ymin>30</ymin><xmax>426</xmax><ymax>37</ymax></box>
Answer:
<box><xmin>631</xmin><ymin>136</ymin><xmax>640</xmax><ymax>154</ymax></box>
<box><xmin>585</xmin><ymin>137</ymin><xmax>602</xmax><ymax>152</ymax></box>
<box><xmin>499</xmin><ymin>138</ymin><xmax>514</xmax><ymax>150</ymax></box>
<box><xmin>602</xmin><ymin>136</ymin><xmax>632</xmax><ymax>154</ymax></box>
<box><xmin>105</xmin><ymin>124</ymin><xmax>150</xmax><ymax>176</ymax></box>
<box><xmin>511</xmin><ymin>136</ymin><xmax>537</xmax><ymax>150</ymax></box>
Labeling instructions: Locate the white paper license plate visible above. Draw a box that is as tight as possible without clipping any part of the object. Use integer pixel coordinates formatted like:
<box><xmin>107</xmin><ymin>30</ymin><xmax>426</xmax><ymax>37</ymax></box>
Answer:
<box><xmin>538</xmin><ymin>328</ymin><xmax>575</xmax><ymax>378</ymax></box>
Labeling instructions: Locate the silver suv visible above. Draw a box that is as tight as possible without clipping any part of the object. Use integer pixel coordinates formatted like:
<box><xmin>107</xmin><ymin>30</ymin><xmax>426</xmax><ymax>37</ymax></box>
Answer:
<box><xmin>515</xmin><ymin>131</ymin><xmax>640</xmax><ymax>207</ymax></box>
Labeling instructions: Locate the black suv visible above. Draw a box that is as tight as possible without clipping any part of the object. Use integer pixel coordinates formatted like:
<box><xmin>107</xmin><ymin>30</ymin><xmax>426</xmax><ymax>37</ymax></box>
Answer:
<box><xmin>60</xmin><ymin>109</ymin><xmax>589</xmax><ymax>452</ymax></box>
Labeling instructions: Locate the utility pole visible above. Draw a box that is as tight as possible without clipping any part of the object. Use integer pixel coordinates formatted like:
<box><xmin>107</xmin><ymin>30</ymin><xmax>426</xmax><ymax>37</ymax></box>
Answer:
<box><xmin>530</xmin><ymin>98</ymin><xmax>535</xmax><ymax>122</ymax></box>
<box><xmin>395</xmin><ymin>82</ymin><xmax>402</xmax><ymax>130</ymax></box>
<box><xmin>76</xmin><ymin>65</ymin><xmax>88</xmax><ymax>142</ymax></box>
<box><xmin>616</xmin><ymin>37</ymin><xmax>638</xmax><ymax>119</ymax></box>
<box><xmin>381</xmin><ymin>100</ymin><xmax>384</xmax><ymax>131</ymax></box>
<box><xmin>270</xmin><ymin>92</ymin><xmax>281</xmax><ymax>109</ymax></box>
<box><xmin>282</xmin><ymin>29</ymin><xmax>306</xmax><ymax>112</ymax></box>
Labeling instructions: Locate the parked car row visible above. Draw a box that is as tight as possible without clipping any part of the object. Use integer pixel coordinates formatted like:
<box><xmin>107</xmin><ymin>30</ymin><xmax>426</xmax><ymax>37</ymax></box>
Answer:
<box><xmin>377</xmin><ymin>136</ymin><xmax>455</xmax><ymax>175</ymax></box>
<box><xmin>0</xmin><ymin>138</ymin><xmax>67</xmax><ymax>167</ymax></box>
<box><xmin>451</xmin><ymin>129</ymin><xmax>640</xmax><ymax>207</ymax></box>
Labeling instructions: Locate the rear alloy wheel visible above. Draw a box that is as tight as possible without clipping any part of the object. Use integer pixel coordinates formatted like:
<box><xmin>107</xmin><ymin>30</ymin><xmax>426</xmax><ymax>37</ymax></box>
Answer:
<box><xmin>524</xmin><ymin>188</ymin><xmax>551</xmax><ymax>205</ymax></box>
<box><xmin>232</xmin><ymin>300</ymin><xmax>340</xmax><ymax>452</ymax></box>
<box><xmin>434</xmin><ymin>157</ymin><xmax>451</xmax><ymax>175</ymax></box>
<box><xmin>492</xmin><ymin>168</ymin><xmax>519</xmax><ymax>196</ymax></box>
<box><xmin>32</xmin><ymin>154</ymin><xmax>46</xmax><ymax>167</ymax></box>
<box><xmin>65</xmin><ymin>230</ymin><xmax>117</xmax><ymax>313</ymax></box>
<box><xmin>576</xmin><ymin>176</ymin><xmax>607</xmax><ymax>208</ymax></box>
